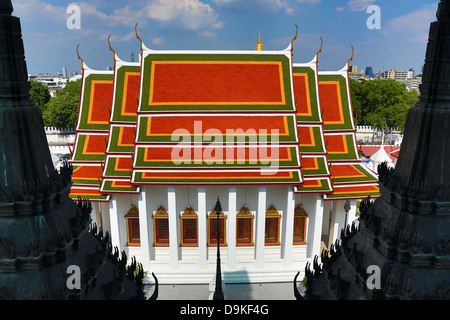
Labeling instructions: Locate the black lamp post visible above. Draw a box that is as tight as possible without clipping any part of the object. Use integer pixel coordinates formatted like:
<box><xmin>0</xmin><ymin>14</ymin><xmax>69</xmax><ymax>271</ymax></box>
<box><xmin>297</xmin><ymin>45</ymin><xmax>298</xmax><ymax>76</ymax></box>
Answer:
<box><xmin>212</xmin><ymin>197</ymin><xmax>224</xmax><ymax>300</ymax></box>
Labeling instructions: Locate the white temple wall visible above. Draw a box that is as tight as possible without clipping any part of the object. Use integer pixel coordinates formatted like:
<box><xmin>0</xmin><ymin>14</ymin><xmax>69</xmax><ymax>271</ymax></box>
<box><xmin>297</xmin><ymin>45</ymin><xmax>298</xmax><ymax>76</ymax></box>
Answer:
<box><xmin>146</xmin><ymin>186</ymin><xmax>171</xmax><ymax>265</ymax></box>
<box><xmin>99</xmin><ymin>202</ymin><xmax>111</xmax><ymax>235</ymax></box>
<box><xmin>114</xmin><ymin>193</ymin><xmax>139</xmax><ymax>259</ymax></box>
<box><xmin>107</xmin><ymin>184</ymin><xmax>319</xmax><ymax>284</ymax></box>
<box><xmin>322</xmin><ymin>201</ymin><xmax>332</xmax><ymax>237</ymax></box>
<box><xmin>328</xmin><ymin>200</ymin><xmax>348</xmax><ymax>247</ymax></box>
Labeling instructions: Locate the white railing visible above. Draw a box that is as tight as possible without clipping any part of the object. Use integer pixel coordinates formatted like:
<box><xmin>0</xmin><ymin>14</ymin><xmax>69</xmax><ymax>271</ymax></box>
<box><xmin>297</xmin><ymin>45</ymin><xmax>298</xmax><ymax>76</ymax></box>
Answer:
<box><xmin>44</xmin><ymin>127</ymin><xmax>75</xmax><ymax>134</ymax></box>
<box><xmin>356</xmin><ymin>125</ymin><xmax>400</xmax><ymax>134</ymax></box>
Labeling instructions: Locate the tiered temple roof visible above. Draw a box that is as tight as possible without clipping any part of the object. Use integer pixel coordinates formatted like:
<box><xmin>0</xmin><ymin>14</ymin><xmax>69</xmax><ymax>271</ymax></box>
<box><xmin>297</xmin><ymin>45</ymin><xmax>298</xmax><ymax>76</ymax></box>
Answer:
<box><xmin>101</xmin><ymin>44</ymin><xmax>141</xmax><ymax>195</ymax></box>
<box><xmin>318</xmin><ymin>59</ymin><xmax>378</xmax><ymax>200</ymax></box>
<box><xmin>70</xmin><ymin>58</ymin><xmax>113</xmax><ymax>202</ymax></box>
<box><xmin>70</xmin><ymin>30</ymin><xmax>380</xmax><ymax>201</ymax></box>
<box><xmin>293</xmin><ymin>47</ymin><xmax>332</xmax><ymax>195</ymax></box>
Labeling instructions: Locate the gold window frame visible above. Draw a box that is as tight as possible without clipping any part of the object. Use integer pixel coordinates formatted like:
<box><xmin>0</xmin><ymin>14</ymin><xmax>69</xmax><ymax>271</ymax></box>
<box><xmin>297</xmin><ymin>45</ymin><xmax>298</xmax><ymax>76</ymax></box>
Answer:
<box><xmin>236</xmin><ymin>204</ymin><xmax>255</xmax><ymax>246</ymax></box>
<box><xmin>153</xmin><ymin>205</ymin><xmax>169</xmax><ymax>247</ymax></box>
<box><xmin>125</xmin><ymin>204</ymin><xmax>140</xmax><ymax>246</ymax></box>
<box><xmin>180</xmin><ymin>205</ymin><xmax>198</xmax><ymax>247</ymax></box>
<box><xmin>265</xmin><ymin>205</ymin><xmax>282</xmax><ymax>246</ymax></box>
<box><xmin>207</xmin><ymin>208</ymin><xmax>227</xmax><ymax>247</ymax></box>
<box><xmin>293</xmin><ymin>204</ymin><xmax>308</xmax><ymax>245</ymax></box>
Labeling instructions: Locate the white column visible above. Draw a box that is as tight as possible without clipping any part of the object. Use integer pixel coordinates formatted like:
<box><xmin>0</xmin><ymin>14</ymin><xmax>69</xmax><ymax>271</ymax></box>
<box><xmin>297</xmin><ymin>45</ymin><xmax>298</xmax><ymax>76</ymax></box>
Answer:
<box><xmin>108</xmin><ymin>195</ymin><xmax>121</xmax><ymax>252</ymax></box>
<box><xmin>168</xmin><ymin>186</ymin><xmax>179</xmax><ymax>269</ymax></box>
<box><xmin>329</xmin><ymin>200</ymin><xmax>346</xmax><ymax>245</ymax></box>
<box><xmin>138</xmin><ymin>186</ymin><xmax>152</xmax><ymax>270</ymax></box>
<box><xmin>283</xmin><ymin>186</ymin><xmax>296</xmax><ymax>267</ymax></box>
<box><xmin>255</xmin><ymin>186</ymin><xmax>266</xmax><ymax>269</ymax></box>
<box><xmin>310</xmin><ymin>195</ymin><xmax>324</xmax><ymax>260</ymax></box>
<box><xmin>227</xmin><ymin>187</ymin><xmax>237</xmax><ymax>270</ymax></box>
<box><xmin>347</xmin><ymin>199</ymin><xmax>358</xmax><ymax>227</ymax></box>
<box><xmin>90</xmin><ymin>202</ymin><xmax>100</xmax><ymax>228</ymax></box>
<box><xmin>198</xmin><ymin>187</ymin><xmax>207</xmax><ymax>269</ymax></box>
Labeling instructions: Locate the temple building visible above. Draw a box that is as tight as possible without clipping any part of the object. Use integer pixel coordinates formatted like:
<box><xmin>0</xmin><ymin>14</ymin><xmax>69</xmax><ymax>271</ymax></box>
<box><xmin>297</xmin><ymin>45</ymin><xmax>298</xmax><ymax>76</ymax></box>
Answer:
<box><xmin>69</xmin><ymin>27</ymin><xmax>379</xmax><ymax>284</ymax></box>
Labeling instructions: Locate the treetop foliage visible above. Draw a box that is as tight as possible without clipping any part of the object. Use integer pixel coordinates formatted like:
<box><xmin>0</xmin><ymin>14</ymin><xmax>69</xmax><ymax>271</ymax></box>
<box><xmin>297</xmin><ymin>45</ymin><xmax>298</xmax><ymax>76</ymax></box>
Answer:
<box><xmin>350</xmin><ymin>78</ymin><xmax>419</xmax><ymax>132</ymax></box>
<box><xmin>29</xmin><ymin>79</ymin><xmax>81</xmax><ymax>128</ymax></box>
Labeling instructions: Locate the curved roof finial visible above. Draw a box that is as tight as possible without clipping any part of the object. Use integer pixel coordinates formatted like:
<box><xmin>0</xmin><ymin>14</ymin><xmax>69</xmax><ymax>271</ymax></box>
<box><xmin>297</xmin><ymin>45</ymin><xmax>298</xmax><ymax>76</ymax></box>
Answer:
<box><xmin>135</xmin><ymin>22</ymin><xmax>143</xmax><ymax>51</ymax></box>
<box><xmin>76</xmin><ymin>44</ymin><xmax>84</xmax><ymax>69</ymax></box>
<box><xmin>316</xmin><ymin>37</ymin><xmax>323</xmax><ymax>61</ymax></box>
<box><xmin>290</xmin><ymin>24</ymin><xmax>298</xmax><ymax>52</ymax></box>
<box><xmin>108</xmin><ymin>35</ymin><xmax>116</xmax><ymax>60</ymax></box>
<box><xmin>347</xmin><ymin>45</ymin><xmax>355</xmax><ymax>68</ymax></box>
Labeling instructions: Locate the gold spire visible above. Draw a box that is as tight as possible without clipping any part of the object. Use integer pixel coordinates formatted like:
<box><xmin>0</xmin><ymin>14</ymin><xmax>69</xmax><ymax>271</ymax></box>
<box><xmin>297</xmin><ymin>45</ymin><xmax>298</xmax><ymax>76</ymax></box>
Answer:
<box><xmin>255</xmin><ymin>30</ymin><xmax>263</xmax><ymax>51</ymax></box>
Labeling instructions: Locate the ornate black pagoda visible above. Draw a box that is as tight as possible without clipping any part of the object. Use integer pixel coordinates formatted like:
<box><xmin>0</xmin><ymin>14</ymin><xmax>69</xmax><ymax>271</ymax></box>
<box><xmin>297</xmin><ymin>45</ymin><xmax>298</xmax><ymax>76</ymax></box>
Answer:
<box><xmin>296</xmin><ymin>0</ymin><xmax>450</xmax><ymax>300</ymax></box>
<box><xmin>0</xmin><ymin>0</ymin><xmax>157</xmax><ymax>299</ymax></box>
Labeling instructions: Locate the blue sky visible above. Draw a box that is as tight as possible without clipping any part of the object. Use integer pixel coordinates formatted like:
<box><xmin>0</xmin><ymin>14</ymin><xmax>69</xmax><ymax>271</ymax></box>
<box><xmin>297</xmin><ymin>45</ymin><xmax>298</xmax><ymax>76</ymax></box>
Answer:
<box><xmin>13</xmin><ymin>0</ymin><xmax>439</xmax><ymax>76</ymax></box>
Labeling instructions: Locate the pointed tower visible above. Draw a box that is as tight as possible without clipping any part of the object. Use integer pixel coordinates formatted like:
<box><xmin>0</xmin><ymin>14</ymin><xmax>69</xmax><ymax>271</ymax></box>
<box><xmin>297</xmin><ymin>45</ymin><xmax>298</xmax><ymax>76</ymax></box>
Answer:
<box><xmin>296</xmin><ymin>0</ymin><xmax>450</xmax><ymax>300</ymax></box>
<box><xmin>0</xmin><ymin>0</ymin><xmax>156</xmax><ymax>300</ymax></box>
<box><xmin>255</xmin><ymin>31</ymin><xmax>263</xmax><ymax>51</ymax></box>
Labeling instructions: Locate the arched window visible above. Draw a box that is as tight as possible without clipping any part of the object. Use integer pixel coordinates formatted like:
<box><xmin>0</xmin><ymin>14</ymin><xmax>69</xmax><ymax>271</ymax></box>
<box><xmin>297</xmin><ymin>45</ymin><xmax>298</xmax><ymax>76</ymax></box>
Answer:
<box><xmin>293</xmin><ymin>204</ymin><xmax>308</xmax><ymax>245</ymax></box>
<box><xmin>180</xmin><ymin>205</ymin><xmax>198</xmax><ymax>247</ymax></box>
<box><xmin>265</xmin><ymin>205</ymin><xmax>281</xmax><ymax>246</ymax></box>
<box><xmin>236</xmin><ymin>204</ymin><xmax>254</xmax><ymax>246</ymax></box>
<box><xmin>208</xmin><ymin>207</ymin><xmax>227</xmax><ymax>247</ymax></box>
<box><xmin>153</xmin><ymin>206</ymin><xmax>169</xmax><ymax>247</ymax></box>
<box><xmin>125</xmin><ymin>204</ymin><xmax>140</xmax><ymax>246</ymax></box>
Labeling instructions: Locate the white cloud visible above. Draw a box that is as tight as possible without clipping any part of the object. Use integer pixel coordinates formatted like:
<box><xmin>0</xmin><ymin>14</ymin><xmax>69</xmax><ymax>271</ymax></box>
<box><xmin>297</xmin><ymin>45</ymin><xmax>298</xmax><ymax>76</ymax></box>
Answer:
<box><xmin>336</xmin><ymin>7</ymin><xmax>344</xmax><ymax>12</ymax></box>
<box><xmin>383</xmin><ymin>4</ymin><xmax>437</xmax><ymax>43</ymax></box>
<box><xmin>15</xmin><ymin>0</ymin><xmax>223</xmax><ymax>32</ymax></box>
<box><xmin>152</xmin><ymin>37</ymin><xmax>164</xmax><ymax>45</ymax></box>
<box><xmin>13</xmin><ymin>0</ymin><xmax>66</xmax><ymax>22</ymax></box>
<box><xmin>146</xmin><ymin>0</ymin><xmax>222</xmax><ymax>31</ymax></box>
<box><xmin>213</xmin><ymin>0</ymin><xmax>293</xmax><ymax>15</ymax></box>
<box><xmin>347</xmin><ymin>0</ymin><xmax>376</xmax><ymax>11</ymax></box>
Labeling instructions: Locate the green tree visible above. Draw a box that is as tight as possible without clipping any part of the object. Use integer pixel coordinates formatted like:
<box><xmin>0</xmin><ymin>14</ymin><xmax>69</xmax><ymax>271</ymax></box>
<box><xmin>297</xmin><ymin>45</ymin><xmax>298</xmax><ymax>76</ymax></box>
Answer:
<box><xmin>29</xmin><ymin>80</ymin><xmax>51</xmax><ymax>115</ymax></box>
<box><xmin>43</xmin><ymin>79</ymin><xmax>81</xmax><ymax>128</ymax></box>
<box><xmin>350</xmin><ymin>78</ymin><xmax>419</xmax><ymax>131</ymax></box>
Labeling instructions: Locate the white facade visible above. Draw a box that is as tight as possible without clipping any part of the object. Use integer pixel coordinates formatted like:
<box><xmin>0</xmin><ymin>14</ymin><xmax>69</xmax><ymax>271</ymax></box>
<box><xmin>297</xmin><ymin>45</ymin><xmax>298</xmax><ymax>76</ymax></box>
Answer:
<box><xmin>90</xmin><ymin>185</ymin><xmax>356</xmax><ymax>284</ymax></box>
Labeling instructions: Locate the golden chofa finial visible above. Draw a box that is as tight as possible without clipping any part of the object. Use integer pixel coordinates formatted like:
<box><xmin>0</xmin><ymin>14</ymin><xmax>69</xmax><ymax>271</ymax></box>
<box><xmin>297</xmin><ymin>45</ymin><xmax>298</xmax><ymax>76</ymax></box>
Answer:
<box><xmin>255</xmin><ymin>30</ymin><xmax>263</xmax><ymax>51</ymax></box>
<box><xmin>76</xmin><ymin>44</ymin><xmax>84</xmax><ymax>69</ymax></box>
<box><xmin>290</xmin><ymin>24</ymin><xmax>298</xmax><ymax>52</ymax></box>
<box><xmin>108</xmin><ymin>35</ymin><xmax>116</xmax><ymax>60</ymax></box>
<box><xmin>316</xmin><ymin>37</ymin><xmax>323</xmax><ymax>61</ymax></box>
<box><xmin>135</xmin><ymin>22</ymin><xmax>143</xmax><ymax>51</ymax></box>
<box><xmin>347</xmin><ymin>45</ymin><xmax>355</xmax><ymax>68</ymax></box>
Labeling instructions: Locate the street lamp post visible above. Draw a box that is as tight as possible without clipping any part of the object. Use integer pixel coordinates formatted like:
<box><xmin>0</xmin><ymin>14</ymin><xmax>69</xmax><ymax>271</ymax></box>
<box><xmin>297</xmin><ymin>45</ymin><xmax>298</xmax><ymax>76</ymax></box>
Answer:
<box><xmin>213</xmin><ymin>197</ymin><xmax>224</xmax><ymax>300</ymax></box>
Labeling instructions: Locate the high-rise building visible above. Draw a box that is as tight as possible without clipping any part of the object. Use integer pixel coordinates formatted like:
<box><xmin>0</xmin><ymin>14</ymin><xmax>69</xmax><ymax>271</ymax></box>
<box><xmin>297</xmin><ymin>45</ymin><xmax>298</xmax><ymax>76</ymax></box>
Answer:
<box><xmin>365</xmin><ymin>67</ymin><xmax>374</xmax><ymax>78</ymax></box>
<box><xmin>385</xmin><ymin>69</ymin><xmax>414</xmax><ymax>81</ymax></box>
<box><xmin>62</xmin><ymin>66</ymin><xmax>67</xmax><ymax>78</ymax></box>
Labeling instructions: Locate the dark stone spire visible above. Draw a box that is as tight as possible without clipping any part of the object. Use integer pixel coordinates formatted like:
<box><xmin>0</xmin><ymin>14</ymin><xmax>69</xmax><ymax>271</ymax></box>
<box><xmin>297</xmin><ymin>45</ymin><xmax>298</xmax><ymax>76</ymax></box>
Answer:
<box><xmin>394</xmin><ymin>0</ymin><xmax>450</xmax><ymax>194</ymax></box>
<box><xmin>0</xmin><ymin>1</ymin><xmax>155</xmax><ymax>300</ymax></box>
<box><xmin>0</xmin><ymin>0</ymin><xmax>56</xmax><ymax>207</ymax></box>
<box><xmin>296</xmin><ymin>0</ymin><xmax>450</xmax><ymax>300</ymax></box>
<box><xmin>0</xmin><ymin>0</ymin><xmax>13</xmax><ymax>15</ymax></box>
